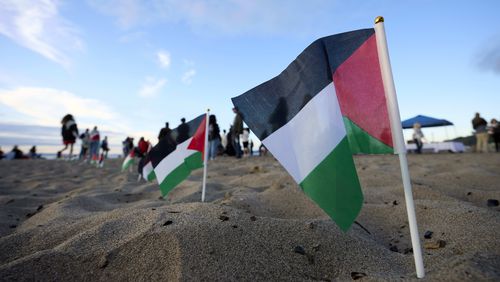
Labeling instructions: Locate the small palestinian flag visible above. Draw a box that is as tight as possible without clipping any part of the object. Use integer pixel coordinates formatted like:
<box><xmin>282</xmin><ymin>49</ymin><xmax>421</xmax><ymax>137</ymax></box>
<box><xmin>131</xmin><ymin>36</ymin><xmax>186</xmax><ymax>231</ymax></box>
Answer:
<box><xmin>121</xmin><ymin>150</ymin><xmax>135</xmax><ymax>171</ymax></box>
<box><xmin>232</xmin><ymin>28</ymin><xmax>393</xmax><ymax>231</ymax></box>
<box><xmin>138</xmin><ymin>155</ymin><xmax>156</xmax><ymax>182</ymax></box>
<box><xmin>149</xmin><ymin>114</ymin><xmax>206</xmax><ymax>197</ymax></box>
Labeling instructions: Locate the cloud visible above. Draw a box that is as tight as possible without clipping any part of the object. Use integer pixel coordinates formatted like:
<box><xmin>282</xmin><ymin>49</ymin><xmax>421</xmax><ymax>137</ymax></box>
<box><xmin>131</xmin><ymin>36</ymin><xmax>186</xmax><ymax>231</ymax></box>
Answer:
<box><xmin>181</xmin><ymin>69</ymin><xmax>196</xmax><ymax>85</ymax></box>
<box><xmin>0</xmin><ymin>0</ymin><xmax>84</xmax><ymax>68</ymax></box>
<box><xmin>139</xmin><ymin>76</ymin><xmax>167</xmax><ymax>97</ymax></box>
<box><xmin>87</xmin><ymin>0</ymin><xmax>144</xmax><ymax>28</ymax></box>
<box><xmin>0</xmin><ymin>87</ymin><xmax>118</xmax><ymax>126</ymax></box>
<box><xmin>88</xmin><ymin>0</ymin><xmax>334</xmax><ymax>36</ymax></box>
<box><xmin>157</xmin><ymin>50</ymin><xmax>171</xmax><ymax>68</ymax></box>
<box><xmin>0</xmin><ymin>123</ymin><xmax>60</xmax><ymax>146</ymax></box>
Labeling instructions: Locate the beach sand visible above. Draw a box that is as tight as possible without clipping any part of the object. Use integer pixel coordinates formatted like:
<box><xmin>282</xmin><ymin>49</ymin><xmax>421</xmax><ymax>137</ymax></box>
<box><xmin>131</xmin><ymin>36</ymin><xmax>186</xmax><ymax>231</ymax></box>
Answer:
<box><xmin>0</xmin><ymin>153</ymin><xmax>499</xmax><ymax>281</ymax></box>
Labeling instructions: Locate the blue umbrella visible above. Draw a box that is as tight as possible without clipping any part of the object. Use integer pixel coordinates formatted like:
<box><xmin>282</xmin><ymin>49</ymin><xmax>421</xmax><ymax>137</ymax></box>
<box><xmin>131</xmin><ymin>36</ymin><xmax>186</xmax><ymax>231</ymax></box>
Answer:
<box><xmin>401</xmin><ymin>115</ymin><xmax>453</xmax><ymax>129</ymax></box>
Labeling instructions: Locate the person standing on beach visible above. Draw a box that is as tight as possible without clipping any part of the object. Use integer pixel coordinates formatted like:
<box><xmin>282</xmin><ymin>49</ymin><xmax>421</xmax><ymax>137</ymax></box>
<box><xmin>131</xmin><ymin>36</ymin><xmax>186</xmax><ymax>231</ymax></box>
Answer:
<box><xmin>412</xmin><ymin>122</ymin><xmax>424</xmax><ymax>154</ymax></box>
<box><xmin>79</xmin><ymin>129</ymin><xmax>90</xmax><ymax>161</ymax></box>
<box><xmin>89</xmin><ymin>126</ymin><xmax>100</xmax><ymax>164</ymax></box>
<box><xmin>176</xmin><ymin>118</ymin><xmax>190</xmax><ymax>144</ymax></box>
<box><xmin>58</xmin><ymin>114</ymin><xmax>79</xmax><ymax>159</ymax></box>
<box><xmin>232</xmin><ymin>107</ymin><xmax>243</xmax><ymax>158</ymax></box>
<box><xmin>241</xmin><ymin>128</ymin><xmax>250</xmax><ymax>156</ymax></box>
<box><xmin>472</xmin><ymin>113</ymin><xmax>488</xmax><ymax>153</ymax></box>
<box><xmin>158</xmin><ymin>122</ymin><xmax>171</xmax><ymax>141</ymax></box>
<box><xmin>96</xmin><ymin>136</ymin><xmax>109</xmax><ymax>168</ymax></box>
<box><xmin>101</xmin><ymin>136</ymin><xmax>110</xmax><ymax>159</ymax></box>
<box><xmin>136</xmin><ymin>137</ymin><xmax>149</xmax><ymax>158</ymax></box>
<box><xmin>122</xmin><ymin>137</ymin><xmax>131</xmax><ymax>157</ymax></box>
<box><xmin>221</xmin><ymin>129</ymin><xmax>228</xmax><ymax>151</ymax></box>
<box><xmin>489</xmin><ymin>118</ymin><xmax>500</xmax><ymax>152</ymax></box>
<box><xmin>208</xmin><ymin>114</ymin><xmax>221</xmax><ymax>160</ymax></box>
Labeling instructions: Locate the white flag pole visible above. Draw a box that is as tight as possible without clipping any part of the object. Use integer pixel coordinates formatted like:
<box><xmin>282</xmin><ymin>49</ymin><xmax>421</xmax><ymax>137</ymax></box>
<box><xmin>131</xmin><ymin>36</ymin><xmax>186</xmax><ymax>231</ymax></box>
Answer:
<box><xmin>201</xmin><ymin>109</ymin><xmax>210</xmax><ymax>202</ymax></box>
<box><xmin>374</xmin><ymin>16</ymin><xmax>425</xmax><ymax>278</ymax></box>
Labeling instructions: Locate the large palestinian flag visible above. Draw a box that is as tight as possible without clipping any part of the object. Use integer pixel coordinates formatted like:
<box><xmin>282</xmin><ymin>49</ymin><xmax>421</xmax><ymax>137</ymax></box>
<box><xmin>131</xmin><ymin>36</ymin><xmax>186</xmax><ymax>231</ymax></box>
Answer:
<box><xmin>232</xmin><ymin>28</ymin><xmax>393</xmax><ymax>231</ymax></box>
<box><xmin>149</xmin><ymin>114</ymin><xmax>206</xmax><ymax>197</ymax></box>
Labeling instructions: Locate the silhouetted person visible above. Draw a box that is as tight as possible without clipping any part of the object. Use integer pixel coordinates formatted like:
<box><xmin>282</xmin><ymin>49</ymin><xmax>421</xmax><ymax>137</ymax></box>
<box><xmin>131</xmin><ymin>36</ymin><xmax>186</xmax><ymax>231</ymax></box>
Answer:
<box><xmin>79</xmin><ymin>128</ymin><xmax>90</xmax><ymax>160</ymax></box>
<box><xmin>176</xmin><ymin>118</ymin><xmax>190</xmax><ymax>144</ymax></box>
<box><xmin>29</xmin><ymin>146</ymin><xmax>40</xmax><ymax>159</ymax></box>
<box><xmin>208</xmin><ymin>115</ymin><xmax>221</xmax><ymax>160</ymax></box>
<box><xmin>127</xmin><ymin>137</ymin><xmax>135</xmax><ymax>155</ymax></box>
<box><xmin>232</xmin><ymin>107</ymin><xmax>243</xmax><ymax>158</ymax></box>
<box><xmin>100</xmin><ymin>136</ymin><xmax>109</xmax><ymax>158</ymax></box>
<box><xmin>472</xmin><ymin>112</ymin><xmax>488</xmax><ymax>152</ymax></box>
<box><xmin>412</xmin><ymin>123</ymin><xmax>424</xmax><ymax>154</ymax></box>
<box><xmin>11</xmin><ymin>145</ymin><xmax>24</xmax><ymax>159</ymax></box>
<box><xmin>489</xmin><ymin>118</ymin><xmax>500</xmax><ymax>152</ymax></box>
<box><xmin>58</xmin><ymin>114</ymin><xmax>79</xmax><ymax>159</ymax></box>
<box><xmin>158</xmin><ymin>122</ymin><xmax>171</xmax><ymax>141</ymax></box>
<box><xmin>225</xmin><ymin>126</ymin><xmax>235</xmax><ymax>156</ymax></box>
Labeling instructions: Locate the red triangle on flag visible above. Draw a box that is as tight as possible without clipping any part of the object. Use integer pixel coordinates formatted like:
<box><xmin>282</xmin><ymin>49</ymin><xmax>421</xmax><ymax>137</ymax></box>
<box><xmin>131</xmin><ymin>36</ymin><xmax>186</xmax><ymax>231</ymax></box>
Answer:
<box><xmin>187</xmin><ymin>115</ymin><xmax>207</xmax><ymax>157</ymax></box>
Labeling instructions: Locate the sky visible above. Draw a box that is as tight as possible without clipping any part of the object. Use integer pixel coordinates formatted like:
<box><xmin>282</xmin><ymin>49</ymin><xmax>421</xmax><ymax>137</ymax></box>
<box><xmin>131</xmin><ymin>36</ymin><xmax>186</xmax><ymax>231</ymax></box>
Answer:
<box><xmin>0</xmin><ymin>0</ymin><xmax>499</xmax><ymax>154</ymax></box>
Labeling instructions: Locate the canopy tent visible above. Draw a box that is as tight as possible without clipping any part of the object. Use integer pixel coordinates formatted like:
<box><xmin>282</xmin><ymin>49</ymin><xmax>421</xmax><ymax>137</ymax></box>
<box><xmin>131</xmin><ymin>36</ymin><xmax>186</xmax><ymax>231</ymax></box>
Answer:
<box><xmin>401</xmin><ymin>115</ymin><xmax>453</xmax><ymax>129</ymax></box>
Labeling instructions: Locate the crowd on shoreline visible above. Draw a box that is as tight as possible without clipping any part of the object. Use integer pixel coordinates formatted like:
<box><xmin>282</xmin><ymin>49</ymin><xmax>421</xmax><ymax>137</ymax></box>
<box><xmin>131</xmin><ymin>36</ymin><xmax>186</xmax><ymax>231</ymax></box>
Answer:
<box><xmin>2</xmin><ymin>111</ymin><xmax>497</xmax><ymax>162</ymax></box>
<box><xmin>131</xmin><ymin>108</ymin><xmax>268</xmax><ymax>164</ymax></box>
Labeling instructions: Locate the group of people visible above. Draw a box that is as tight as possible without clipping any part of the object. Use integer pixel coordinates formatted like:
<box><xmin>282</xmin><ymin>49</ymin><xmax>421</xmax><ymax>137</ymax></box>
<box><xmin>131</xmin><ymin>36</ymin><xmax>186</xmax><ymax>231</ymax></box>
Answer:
<box><xmin>151</xmin><ymin>108</ymin><xmax>263</xmax><ymax>163</ymax></box>
<box><xmin>472</xmin><ymin>113</ymin><xmax>500</xmax><ymax>153</ymax></box>
<box><xmin>122</xmin><ymin>136</ymin><xmax>152</xmax><ymax>158</ymax></box>
<box><xmin>0</xmin><ymin>145</ymin><xmax>40</xmax><ymax>160</ymax></box>
<box><xmin>223</xmin><ymin>107</ymin><xmax>259</xmax><ymax>158</ymax></box>
<box><xmin>412</xmin><ymin>112</ymin><xmax>500</xmax><ymax>154</ymax></box>
<box><xmin>210</xmin><ymin>108</ymin><xmax>259</xmax><ymax>159</ymax></box>
<box><xmin>58</xmin><ymin>114</ymin><xmax>110</xmax><ymax>166</ymax></box>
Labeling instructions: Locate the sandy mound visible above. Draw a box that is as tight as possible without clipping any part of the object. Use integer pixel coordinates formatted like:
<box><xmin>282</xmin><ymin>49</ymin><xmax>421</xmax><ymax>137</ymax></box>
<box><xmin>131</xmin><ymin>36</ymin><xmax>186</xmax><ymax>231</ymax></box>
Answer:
<box><xmin>0</xmin><ymin>153</ymin><xmax>499</xmax><ymax>280</ymax></box>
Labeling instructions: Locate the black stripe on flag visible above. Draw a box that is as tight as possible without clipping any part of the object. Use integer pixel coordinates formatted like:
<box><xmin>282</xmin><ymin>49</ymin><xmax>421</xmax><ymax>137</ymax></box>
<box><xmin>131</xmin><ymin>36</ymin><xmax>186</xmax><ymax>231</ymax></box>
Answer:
<box><xmin>231</xmin><ymin>28</ymin><xmax>374</xmax><ymax>140</ymax></box>
<box><xmin>149</xmin><ymin>114</ymin><xmax>205</xmax><ymax>168</ymax></box>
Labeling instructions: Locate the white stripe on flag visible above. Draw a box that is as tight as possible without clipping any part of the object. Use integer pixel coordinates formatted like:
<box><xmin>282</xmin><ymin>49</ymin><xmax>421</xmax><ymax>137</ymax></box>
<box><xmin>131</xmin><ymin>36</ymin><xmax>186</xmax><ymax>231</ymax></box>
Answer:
<box><xmin>143</xmin><ymin>161</ymin><xmax>154</xmax><ymax>180</ymax></box>
<box><xmin>154</xmin><ymin>138</ymin><xmax>197</xmax><ymax>183</ymax></box>
<box><xmin>262</xmin><ymin>82</ymin><xmax>346</xmax><ymax>183</ymax></box>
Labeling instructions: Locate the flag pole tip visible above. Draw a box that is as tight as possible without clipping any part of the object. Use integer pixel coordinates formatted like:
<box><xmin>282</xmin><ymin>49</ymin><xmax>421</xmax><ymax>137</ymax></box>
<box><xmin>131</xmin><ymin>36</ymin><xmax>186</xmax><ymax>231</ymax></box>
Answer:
<box><xmin>375</xmin><ymin>16</ymin><xmax>384</xmax><ymax>24</ymax></box>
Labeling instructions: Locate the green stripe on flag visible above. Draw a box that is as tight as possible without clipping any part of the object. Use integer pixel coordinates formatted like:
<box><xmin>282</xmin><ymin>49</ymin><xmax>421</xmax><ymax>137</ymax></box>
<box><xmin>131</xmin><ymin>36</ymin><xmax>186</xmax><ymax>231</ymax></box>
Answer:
<box><xmin>122</xmin><ymin>157</ymin><xmax>134</xmax><ymax>171</ymax></box>
<box><xmin>184</xmin><ymin>151</ymin><xmax>203</xmax><ymax>170</ymax></box>
<box><xmin>147</xmin><ymin>170</ymin><xmax>156</xmax><ymax>182</ymax></box>
<box><xmin>300</xmin><ymin>137</ymin><xmax>363</xmax><ymax>231</ymax></box>
<box><xmin>159</xmin><ymin>162</ymin><xmax>192</xmax><ymax>197</ymax></box>
<box><xmin>158</xmin><ymin>152</ymin><xmax>203</xmax><ymax>197</ymax></box>
<box><xmin>343</xmin><ymin>117</ymin><xmax>393</xmax><ymax>154</ymax></box>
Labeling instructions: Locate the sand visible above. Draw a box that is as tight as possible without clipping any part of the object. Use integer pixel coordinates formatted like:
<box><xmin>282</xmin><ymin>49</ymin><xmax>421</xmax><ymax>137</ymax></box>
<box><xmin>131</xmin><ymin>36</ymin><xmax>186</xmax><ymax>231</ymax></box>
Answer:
<box><xmin>0</xmin><ymin>153</ymin><xmax>499</xmax><ymax>281</ymax></box>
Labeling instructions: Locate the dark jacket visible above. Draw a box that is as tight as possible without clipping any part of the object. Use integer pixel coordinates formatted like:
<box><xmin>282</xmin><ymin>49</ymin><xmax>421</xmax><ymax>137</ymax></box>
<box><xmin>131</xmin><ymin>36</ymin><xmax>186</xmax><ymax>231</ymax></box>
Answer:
<box><xmin>209</xmin><ymin>123</ymin><xmax>220</xmax><ymax>141</ymax></box>
<box><xmin>62</xmin><ymin>120</ymin><xmax>78</xmax><ymax>142</ymax></box>
<box><xmin>232</xmin><ymin>113</ymin><xmax>243</xmax><ymax>135</ymax></box>
<box><xmin>176</xmin><ymin>122</ymin><xmax>190</xmax><ymax>144</ymax></box>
